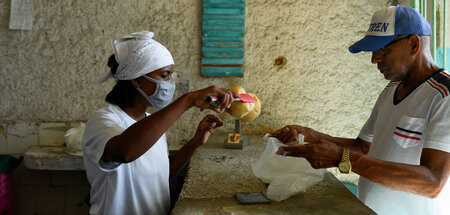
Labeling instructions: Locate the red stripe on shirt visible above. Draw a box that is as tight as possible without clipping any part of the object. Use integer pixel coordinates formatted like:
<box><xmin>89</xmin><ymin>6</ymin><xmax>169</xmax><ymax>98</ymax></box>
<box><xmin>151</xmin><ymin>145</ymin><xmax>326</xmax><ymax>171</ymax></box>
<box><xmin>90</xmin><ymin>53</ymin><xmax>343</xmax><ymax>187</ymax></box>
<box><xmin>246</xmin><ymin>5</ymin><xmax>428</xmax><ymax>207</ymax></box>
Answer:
<box><xmin>394</xmin><ymin>132</ymin><xmax>421</xmax><ymax>141</ymax></box>
<box><xmin>429</xmin><ymin>78</ymin><xmax>449</xmax><ymax>96</ymax></box>
<box><xmin>442</xmin><ymin>70</ymin><xmax>450</xmax><ymax>78</ymax></box>
<box><xmin>386</xmin><ymin>81</ymin><xmax>401</xmax><ymax>87</ymax></box>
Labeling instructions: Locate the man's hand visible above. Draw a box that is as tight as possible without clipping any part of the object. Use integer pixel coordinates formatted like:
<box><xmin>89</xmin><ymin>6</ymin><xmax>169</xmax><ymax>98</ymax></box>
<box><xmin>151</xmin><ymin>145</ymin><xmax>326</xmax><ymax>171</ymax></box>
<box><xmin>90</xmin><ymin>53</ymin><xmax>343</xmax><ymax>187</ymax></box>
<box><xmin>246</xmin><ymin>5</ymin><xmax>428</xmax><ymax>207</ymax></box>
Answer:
<box><xmin>271</xmin><ymin>125</ymin><xmax>321</xmax><ymax>144</ymax></box>
<box><xmin>192</xmin><ymin>114</ymin><xmax>224</xmax><ymax>145</ymax></box>
<box><xmin>276</xmin><ymin>140</ymin><xmax>343</xmax><ymax>169</ymax></box>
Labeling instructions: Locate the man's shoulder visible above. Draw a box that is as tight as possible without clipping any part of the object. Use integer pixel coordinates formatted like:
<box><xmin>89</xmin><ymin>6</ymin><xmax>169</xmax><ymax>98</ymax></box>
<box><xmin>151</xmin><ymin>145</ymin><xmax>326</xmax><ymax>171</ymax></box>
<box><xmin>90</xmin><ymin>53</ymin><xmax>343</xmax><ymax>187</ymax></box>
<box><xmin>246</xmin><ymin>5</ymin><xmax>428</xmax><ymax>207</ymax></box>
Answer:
<box><xmin>426</xmin><ymin>69</ymin><xmax>450</xmax><ymax>98</ymax></box>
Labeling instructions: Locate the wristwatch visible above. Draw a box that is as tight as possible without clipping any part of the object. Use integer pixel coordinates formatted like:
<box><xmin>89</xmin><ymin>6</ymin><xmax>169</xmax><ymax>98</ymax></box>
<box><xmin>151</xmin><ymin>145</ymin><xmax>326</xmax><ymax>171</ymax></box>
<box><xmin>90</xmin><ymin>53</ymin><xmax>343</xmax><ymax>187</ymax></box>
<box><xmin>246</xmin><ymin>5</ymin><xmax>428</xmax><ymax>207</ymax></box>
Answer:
<box><xmin>338</xmin><ymin>148</ymin><xmax>351</xmax><ymax>174</ymax></box>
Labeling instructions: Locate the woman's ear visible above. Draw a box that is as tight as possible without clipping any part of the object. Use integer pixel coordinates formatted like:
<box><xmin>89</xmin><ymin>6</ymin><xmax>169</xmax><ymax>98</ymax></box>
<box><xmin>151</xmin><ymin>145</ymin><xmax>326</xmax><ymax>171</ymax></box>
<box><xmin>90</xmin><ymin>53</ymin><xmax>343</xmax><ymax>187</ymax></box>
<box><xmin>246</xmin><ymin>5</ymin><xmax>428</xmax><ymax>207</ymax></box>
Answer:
<box><xmin>131</xmin><ymin>79</ymin><xmax>140</xmax><ymax>88</ymax></box>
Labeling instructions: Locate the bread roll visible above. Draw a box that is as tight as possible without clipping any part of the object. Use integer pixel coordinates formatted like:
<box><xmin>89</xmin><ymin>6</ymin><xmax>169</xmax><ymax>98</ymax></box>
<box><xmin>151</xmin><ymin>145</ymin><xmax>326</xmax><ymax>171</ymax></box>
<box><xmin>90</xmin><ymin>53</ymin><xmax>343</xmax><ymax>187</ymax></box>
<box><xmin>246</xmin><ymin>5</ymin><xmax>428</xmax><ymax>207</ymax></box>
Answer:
<box><xmin>229</xmin><ymin>87</ymin><xmax>251</xmax><ymax>118</ymax></box>
<box><xmin>230</xmin><ymin>102</ymin><xmax>255</xmax><ymax>119</ymax></box>
<box><xmin>240</xmin><ymin>93</ymin><xmax>261</xmax><ymax>122</ymax></box>
<box><xmin>230</xmin><ymin>86</ymin><xmax>246</xmax><ymax>94</ymax></box>
<box><xmin>228</xmin><ymin>87</ymin><xmax>261</xmax><ymax>122</ymax></box>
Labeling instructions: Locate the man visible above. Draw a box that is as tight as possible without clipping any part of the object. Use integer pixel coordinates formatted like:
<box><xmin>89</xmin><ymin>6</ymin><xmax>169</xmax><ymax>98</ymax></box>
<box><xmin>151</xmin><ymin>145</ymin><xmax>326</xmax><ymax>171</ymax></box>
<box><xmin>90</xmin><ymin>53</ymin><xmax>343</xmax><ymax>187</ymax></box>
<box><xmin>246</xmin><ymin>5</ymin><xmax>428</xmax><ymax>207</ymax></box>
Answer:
<box><xmin>272</xmin><ymin>5</ymin><xmax>449</xmax><ymax>215</ymax></box>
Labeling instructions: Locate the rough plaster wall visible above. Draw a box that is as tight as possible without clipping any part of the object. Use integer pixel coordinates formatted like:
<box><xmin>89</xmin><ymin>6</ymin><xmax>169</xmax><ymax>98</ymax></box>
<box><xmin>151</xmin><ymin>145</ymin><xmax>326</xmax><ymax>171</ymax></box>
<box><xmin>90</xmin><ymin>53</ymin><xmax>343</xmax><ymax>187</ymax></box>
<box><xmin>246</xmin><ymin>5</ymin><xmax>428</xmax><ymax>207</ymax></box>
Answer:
<box><xmin>1</xmin><ymin>0</ymin><xmax>390</xmax><ymax>146</ymax></box>
<box><xmin>0</xmin><ymin>0</ymin><xmax>202</xmax><ymax>122</ymax></box>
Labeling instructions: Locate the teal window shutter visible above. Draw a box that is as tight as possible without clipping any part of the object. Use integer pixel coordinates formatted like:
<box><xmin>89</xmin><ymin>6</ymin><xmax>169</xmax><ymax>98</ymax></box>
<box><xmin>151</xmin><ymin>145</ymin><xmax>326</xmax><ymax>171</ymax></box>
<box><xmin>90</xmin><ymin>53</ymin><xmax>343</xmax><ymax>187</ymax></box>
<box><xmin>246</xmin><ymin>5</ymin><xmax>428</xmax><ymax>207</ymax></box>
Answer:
<box><xmin>201</xmin><ymin>0</ymin><xmax>245</xmax><ymax>77</ymax></box>
<box><xmin>411</xmin><ymin>0</ymin><xmax>448</xmax><ymax>68</ymax></box>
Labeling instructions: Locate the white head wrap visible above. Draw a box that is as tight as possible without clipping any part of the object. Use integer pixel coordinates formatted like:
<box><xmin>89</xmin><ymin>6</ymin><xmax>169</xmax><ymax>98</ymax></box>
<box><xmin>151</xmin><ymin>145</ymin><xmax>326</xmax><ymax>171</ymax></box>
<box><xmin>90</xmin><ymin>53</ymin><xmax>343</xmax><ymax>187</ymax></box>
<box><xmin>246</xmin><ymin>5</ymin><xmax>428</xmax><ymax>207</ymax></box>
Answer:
<box><xmin>98</xmin><ymin>31</ymin><xmax>174</xmax><ymax>83</ymax></box>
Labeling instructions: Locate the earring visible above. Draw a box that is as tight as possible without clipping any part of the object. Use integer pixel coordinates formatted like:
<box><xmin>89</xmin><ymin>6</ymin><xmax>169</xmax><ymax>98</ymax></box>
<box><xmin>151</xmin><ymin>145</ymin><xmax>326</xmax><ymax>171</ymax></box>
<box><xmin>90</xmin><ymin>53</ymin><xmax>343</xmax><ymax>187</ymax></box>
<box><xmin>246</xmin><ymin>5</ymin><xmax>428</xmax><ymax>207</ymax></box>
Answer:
<box><xmin>136</xmin><ymin>80</ymin><xmax>141</xmax><ymax>88</ymax></box>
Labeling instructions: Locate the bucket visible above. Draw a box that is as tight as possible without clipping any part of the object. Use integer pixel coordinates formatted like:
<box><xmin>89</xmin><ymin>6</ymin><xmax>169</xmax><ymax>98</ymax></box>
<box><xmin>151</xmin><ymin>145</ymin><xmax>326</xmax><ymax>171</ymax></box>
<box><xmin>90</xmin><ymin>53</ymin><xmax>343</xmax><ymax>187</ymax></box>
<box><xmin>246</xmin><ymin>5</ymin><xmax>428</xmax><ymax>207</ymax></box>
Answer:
<box><xmin>0</xmin><ymin>173</ymin><xmax>13</xmax><ymax>214</ymax></box>
<box><xmin>0</xmin><ymin>155</ymin><xmax>22</xmax><ymax>215</ymax></box>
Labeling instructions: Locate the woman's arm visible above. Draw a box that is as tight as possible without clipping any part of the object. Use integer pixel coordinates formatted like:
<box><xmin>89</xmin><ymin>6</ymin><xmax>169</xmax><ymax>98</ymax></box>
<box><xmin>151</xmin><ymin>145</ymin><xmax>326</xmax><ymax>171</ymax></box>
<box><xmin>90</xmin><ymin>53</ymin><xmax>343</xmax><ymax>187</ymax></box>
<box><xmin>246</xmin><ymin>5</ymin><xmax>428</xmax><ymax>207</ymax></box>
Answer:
<box><xmin>168</xmin><ymin>114</ymin><xmax>223</xmax><ymax>177</ymax></box>
<box><xmin>102</xmin><ymin>86</ymin><xmax>234</xmax><ymax>163</ymax></box>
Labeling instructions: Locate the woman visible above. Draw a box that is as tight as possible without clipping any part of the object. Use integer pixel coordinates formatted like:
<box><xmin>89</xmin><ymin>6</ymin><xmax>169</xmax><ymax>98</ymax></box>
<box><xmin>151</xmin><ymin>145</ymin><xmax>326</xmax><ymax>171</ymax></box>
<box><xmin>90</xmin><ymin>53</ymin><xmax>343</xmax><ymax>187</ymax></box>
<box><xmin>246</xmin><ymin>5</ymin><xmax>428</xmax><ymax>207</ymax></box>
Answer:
<box><xmin>82</xmin><ymin>31</ymin><xmax>237</xmax><ymax>215</ymax></box>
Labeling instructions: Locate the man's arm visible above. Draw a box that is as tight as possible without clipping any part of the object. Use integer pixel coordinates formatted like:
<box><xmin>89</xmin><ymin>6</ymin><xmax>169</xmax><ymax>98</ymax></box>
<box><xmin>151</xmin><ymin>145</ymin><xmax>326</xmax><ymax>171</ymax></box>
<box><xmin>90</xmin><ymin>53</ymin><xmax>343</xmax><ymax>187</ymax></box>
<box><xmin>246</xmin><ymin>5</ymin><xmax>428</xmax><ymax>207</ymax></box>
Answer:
<box><xmin>271</xmin><ymin>125</ymin><xmax>371</xmax><ymax>154</ymax></box>
<box><xmin>306</xmin><ymin>131</ymin><xmax>371</xmax><ymax>155</ymax></box>
<box><xmin>274</xmin><ymin>125</ymin><xmax>450</xmax><ymax>198</ymax></box>
<box><xmin>351</xmin><ymin>148</ymin><xmax>450</xmax><ymax>198</ymax></box>
<box><xmin>278</xmin><ymin>139</ymin><xmax>450</xmax><ymax>198</ymax></box>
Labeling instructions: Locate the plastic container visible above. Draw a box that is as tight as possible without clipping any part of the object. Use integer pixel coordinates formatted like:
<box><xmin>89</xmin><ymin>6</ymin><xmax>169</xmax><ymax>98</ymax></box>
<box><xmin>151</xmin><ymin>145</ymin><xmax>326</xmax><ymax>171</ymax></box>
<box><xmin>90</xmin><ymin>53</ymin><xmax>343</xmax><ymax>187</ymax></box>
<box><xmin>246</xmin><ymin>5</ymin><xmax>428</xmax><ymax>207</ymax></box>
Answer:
<box><xmin>0</xmin><ymin>155</ymin><xmax>22</xmax><ymax>215</ymax></box>
<box><xmin>0</xmin><ymin>173</ymin><xmax>13</xmax><ymax>214</ymax></box>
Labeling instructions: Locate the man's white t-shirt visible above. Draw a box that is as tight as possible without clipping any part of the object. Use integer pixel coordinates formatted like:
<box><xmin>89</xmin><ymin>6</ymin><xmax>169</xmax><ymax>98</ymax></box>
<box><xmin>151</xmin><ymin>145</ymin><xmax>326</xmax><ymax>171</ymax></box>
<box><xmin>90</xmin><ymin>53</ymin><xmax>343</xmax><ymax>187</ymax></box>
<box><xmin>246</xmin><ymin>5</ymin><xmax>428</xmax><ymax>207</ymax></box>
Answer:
<box><xmin>358</xmin><ymin>69</ymin><xmax>450</xmax><ymax>215</ymax></box>
<box><xmin>82</xmin><ymin>104</ymin><xmax>170</xmax><ymax>215</ymax></box>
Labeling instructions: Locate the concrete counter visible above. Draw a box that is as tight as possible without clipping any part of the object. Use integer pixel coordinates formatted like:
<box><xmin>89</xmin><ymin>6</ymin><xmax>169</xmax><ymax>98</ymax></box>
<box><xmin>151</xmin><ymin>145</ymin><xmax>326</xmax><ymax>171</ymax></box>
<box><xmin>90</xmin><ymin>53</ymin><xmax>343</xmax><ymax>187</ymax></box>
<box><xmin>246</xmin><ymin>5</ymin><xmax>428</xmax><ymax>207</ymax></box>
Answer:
<box><xmin>172</xmin><ymin>135</ymin><xmax>375</xmax><ymax>215</ymax></box>
<box><xmin>23</xmin><ymin>145</ymin><xmax>85</xmax><ymax>170</ymax></box>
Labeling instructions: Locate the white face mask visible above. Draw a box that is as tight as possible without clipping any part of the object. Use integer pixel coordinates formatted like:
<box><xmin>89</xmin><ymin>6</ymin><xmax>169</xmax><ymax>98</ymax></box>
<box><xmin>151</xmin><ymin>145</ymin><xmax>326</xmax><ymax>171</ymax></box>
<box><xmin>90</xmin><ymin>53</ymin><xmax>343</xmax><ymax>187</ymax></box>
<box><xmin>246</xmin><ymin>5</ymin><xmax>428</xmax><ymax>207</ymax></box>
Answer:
<box><xmin>135</xmin><ymin>75</ymin><xmax>175</xmax><ymax>110</ymax></box>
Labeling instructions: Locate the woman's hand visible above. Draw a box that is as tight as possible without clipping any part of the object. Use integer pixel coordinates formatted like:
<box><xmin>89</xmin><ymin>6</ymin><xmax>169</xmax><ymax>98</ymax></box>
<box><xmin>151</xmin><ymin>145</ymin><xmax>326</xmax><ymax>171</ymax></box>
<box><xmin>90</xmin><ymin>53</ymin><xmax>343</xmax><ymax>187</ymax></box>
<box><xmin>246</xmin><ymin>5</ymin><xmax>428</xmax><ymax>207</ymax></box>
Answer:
<box><xmin>192</xmin><ymin>114</ymin><xmax>224</xmax><ymax>145</ymax></box>
<box><xmin>271</xmin><ymin>125</ymin><xmax>321</xmax><ymax>144</ymax></box>
<box><xmin>187</xmin><ymin>85</ymin><xmax>239</xmax><ymax>113</ymax></box>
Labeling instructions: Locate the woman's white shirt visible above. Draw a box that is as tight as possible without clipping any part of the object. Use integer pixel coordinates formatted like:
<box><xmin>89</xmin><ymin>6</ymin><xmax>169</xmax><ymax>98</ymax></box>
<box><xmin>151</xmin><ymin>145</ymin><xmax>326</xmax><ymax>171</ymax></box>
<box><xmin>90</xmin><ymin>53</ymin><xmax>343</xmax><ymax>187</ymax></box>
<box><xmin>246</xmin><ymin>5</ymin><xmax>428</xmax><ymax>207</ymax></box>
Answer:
<box><xmin>82</xmin><ymin>104</ymin><xmax>170</xmax><ymax>215</ymax></box>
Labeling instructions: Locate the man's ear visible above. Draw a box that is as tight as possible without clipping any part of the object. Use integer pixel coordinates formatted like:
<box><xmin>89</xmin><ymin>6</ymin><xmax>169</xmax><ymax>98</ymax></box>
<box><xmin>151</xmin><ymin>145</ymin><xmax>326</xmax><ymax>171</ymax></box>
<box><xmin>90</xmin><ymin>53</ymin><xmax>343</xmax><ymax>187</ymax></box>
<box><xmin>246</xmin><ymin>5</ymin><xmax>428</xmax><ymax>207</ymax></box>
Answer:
<box><xmin>409</xmin><ymin>34</ymin><xmax>420</xmax><ymax>56</ymax></box>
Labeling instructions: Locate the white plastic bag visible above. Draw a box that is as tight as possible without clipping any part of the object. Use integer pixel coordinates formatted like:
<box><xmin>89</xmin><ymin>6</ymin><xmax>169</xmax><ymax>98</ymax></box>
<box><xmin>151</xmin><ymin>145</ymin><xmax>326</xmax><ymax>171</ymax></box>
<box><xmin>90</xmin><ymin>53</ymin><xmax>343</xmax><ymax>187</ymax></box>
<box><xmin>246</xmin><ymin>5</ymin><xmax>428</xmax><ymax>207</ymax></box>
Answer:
<box><xmin>251</xmin><ymin>134</ymin><xmax>324</xmax><ymax>201</ymax></box>
<box><xmin>64</xmin><ymin>122</ymin><xmax>86</xmax><ymax>156</ymax></box>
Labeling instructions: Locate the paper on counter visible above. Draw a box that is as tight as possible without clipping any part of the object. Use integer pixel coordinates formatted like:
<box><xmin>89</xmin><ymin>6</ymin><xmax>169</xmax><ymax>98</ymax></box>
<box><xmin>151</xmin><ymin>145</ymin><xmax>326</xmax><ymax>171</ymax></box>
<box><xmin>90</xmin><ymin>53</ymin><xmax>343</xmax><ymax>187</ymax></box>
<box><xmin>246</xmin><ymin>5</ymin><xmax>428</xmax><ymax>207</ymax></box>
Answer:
<box><xmin>9</xmin><ymin>0</ymin><xmax>34</xmax><ymax>30</ymax></box>
<box><xmin>284</xmin><ymin>133</ymin><xmax>306</xmax><ymax>146</ymax></box>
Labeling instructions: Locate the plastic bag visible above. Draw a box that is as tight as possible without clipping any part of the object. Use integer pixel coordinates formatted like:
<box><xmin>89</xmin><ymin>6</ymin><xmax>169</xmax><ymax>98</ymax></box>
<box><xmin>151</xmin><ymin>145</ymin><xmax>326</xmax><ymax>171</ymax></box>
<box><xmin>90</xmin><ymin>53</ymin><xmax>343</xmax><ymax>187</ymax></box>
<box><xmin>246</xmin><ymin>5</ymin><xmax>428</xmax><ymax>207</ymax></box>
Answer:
<box><xmin>251</xmin><ymin>134</ymin><xmax>325</xmax><ymax>201</ymax></box>
<box><xmin>64</xmin><ymin>122</ymin><xmax>85</xmax><ymax>156</ymax></box>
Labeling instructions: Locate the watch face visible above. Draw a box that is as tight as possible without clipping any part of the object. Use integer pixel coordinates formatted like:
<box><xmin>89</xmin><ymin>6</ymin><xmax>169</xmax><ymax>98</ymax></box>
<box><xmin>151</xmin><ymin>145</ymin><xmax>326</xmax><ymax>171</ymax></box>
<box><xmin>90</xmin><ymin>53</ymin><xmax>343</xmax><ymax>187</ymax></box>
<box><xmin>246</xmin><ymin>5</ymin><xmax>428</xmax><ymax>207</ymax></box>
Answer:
<box><xmin>339</xmin><ymin>162</ymin><xmax>351</xmax><ymax>172</ymax></box>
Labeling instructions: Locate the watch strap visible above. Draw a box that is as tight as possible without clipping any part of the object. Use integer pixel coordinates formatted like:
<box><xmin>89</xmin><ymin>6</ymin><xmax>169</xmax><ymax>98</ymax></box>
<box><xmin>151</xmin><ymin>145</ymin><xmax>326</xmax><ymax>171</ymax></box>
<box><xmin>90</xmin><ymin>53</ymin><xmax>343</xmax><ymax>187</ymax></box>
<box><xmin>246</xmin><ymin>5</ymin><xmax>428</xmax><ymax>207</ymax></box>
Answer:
<box><xmin>342</xmin><ymin>148</ymin><xmax>350</xmax><ymax>162</ymax></box>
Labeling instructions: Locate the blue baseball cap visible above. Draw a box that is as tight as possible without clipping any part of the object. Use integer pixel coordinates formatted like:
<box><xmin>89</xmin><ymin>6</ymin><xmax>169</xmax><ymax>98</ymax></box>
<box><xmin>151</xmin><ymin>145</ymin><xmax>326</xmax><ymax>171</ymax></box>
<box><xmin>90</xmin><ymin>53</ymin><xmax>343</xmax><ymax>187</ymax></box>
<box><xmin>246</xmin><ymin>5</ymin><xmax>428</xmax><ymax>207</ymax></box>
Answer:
<box><xmin>349</xmin><ymin>5</ymin><xmax>431</xmax><ymax>53</ymax></box>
